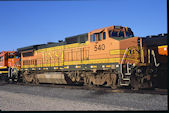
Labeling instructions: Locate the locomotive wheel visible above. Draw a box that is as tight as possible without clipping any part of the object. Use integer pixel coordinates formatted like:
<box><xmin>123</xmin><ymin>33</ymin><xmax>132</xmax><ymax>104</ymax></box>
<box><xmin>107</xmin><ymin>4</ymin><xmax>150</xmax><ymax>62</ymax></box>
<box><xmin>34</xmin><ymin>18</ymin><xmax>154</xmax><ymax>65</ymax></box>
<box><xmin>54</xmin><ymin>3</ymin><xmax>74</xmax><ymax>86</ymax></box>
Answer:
<box><xmin>130</xmin><ymin>76</ymin><xmax>140</xmax><ymax>90</ymax></box>
<box><xmin>23</xmin><ymin>71</ymin><xmax>34</xmax><ymax>83</ymax></box>
<box><xmin>32</xmin><ymin>74</ymin><xmax>39</xmax><ymax>85</ymax></box>
<box><xmin>88</xmin><ymin>80</ymin><xmax>94</xmax><ymax>87</ymax></box>
<box><xmin>110</xmin><ymin>74</ymin><xmax>117</xmax><ymax>89</ymax></box>
<box><xmin>11</xmin><ymin>68</ymin><xmax>18</xmax><ymax>83</ymax></box>
<box><xmin>130</xmin><ymin>67</ymin><xmax>142</xmax><ymax>90</ymax></box>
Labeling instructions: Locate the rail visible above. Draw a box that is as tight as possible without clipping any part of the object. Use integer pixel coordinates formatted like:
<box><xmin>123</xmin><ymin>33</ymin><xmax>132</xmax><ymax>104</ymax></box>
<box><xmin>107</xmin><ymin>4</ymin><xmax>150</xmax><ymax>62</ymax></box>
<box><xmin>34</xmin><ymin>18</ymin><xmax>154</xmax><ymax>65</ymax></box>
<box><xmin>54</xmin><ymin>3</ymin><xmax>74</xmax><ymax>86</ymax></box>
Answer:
<box><xmin>151</xmin><ymin>50</ymin><xmax>160</xmax><ymax>67</ymax></box>
<box><xmin>120</xmin><ymin>48</ymin><xmax>128</xmax><ymax>79</ymax></box>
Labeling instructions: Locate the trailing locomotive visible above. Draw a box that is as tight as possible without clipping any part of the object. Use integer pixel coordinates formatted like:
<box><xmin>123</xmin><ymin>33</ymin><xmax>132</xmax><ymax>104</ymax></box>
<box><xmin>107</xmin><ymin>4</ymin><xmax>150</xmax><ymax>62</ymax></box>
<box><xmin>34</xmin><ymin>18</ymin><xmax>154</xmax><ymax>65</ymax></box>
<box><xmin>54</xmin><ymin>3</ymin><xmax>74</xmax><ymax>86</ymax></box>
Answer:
<box><xmin>0</xmin><ymin>51</ymin><xmax>20</xmax><ymax>82</ymax></box>
<box><xmin>142</xmin><ymin>33</ymin><xmax>168</xmax><ymax>88</ymax></box>
<box><xmin>0</xmin><ymin>25</ymin><xmax>167</xmax><ymax>90</ymax></box>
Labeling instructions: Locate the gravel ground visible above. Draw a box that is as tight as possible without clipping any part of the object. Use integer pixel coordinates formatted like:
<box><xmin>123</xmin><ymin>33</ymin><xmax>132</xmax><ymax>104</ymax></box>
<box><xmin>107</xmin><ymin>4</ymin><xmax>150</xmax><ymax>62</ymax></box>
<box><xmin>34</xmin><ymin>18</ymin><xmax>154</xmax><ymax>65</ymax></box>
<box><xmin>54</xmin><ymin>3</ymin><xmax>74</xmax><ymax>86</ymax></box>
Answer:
<box><xmin>0</xmin><ymin>84</ymin><xmax>168</xmax><ymax>111</ymax></box>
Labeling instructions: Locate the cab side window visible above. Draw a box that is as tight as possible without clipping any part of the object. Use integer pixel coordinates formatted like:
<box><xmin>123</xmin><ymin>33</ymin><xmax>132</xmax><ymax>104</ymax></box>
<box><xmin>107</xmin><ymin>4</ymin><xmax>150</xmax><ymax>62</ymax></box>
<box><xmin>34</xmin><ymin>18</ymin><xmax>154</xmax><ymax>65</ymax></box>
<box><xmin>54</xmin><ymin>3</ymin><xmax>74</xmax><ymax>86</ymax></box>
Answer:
<box><xmin>98</xmin><ymin>33</ymin><xmax>102</xmax><ymax>41</ymax></box>
<box><xmin>126</xmin><ymin>31</ymin><xmax>134</xmax><ymax>37</ymax></box>
<box><xmin>103</xmin><ymin>32</ymin><xmax>106</xmax><ymax>40</ymax></box>
<box><xmin>5</xmin><ymin>55</ymin><xmax>8</xmax><ymax>60</ymax></box>
<box><xmin>0</xmin><ymin>57</ymin><xmax>3</xmax><ymax>62</ymax></box>
<box><xmin>112</xmin><ymin>31</ymin><xmax>118</xmax><ymax>37</ymax></box>
<box><xmin>15</xmin><ymin>56</ymin><xmax>19</xmax><ymax>59</ymax></box>
<box><xmin>109</xmin><ymin>31</ymin><xmax>118</xmax><ymax>37</ymax></box>
<box><xmin>8</xmin><ymin>55</ymin><xmax>14</xmax><ymax>58</ymax></box>
<box><xmin>119</xmin><ymin>31</ymin><xmax>124</xmax><ymax>37</ymax></box>
<box><xmin>90</xmin><ymin>35</ymin><xmax>93</xmax><ymax>42</ymax></box>
<box><xmin>93</xmin><ymin>34</ymin><xmax>95</xmax><ymax>41</ymax></box>
<box><xmin>90</xmin><ymin>34</ymin><xmax>96</xmax><ymax>42</ymax></box>
<box><xmin>90</xmin><ymin>32</ymin><xmax>106</xmax><ymax>42</ymax></box>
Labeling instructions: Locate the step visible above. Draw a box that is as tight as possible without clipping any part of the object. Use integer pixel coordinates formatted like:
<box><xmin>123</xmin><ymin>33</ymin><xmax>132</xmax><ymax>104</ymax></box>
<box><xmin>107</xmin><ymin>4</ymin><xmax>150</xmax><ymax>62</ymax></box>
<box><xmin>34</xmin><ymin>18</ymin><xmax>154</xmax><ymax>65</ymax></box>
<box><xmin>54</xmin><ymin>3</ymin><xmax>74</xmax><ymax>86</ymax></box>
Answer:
<box><xmin>120</xmin><ymin>83</ymin><xmax>129</xmax><ymax>86</ymax></box>
<box><xmin>122</xmin><ymin>78</ymin><xmax>130</xmax><ymax>81</ymax></box>
<box><xmin>125</xmin><ymin>73</ymin><xmax>131</xmax><ymax>75</ymax></box>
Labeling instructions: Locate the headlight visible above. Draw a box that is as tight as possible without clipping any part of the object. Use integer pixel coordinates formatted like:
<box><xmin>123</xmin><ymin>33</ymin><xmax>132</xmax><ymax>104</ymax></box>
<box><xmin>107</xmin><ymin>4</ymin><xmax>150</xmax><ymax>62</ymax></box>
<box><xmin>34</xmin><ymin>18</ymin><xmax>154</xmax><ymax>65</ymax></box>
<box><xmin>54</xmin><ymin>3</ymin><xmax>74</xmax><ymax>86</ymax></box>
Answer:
<box><xmin>116</xmin><ymin>64</ymin><xmax>119</xmax><ymax>68</ymax></box>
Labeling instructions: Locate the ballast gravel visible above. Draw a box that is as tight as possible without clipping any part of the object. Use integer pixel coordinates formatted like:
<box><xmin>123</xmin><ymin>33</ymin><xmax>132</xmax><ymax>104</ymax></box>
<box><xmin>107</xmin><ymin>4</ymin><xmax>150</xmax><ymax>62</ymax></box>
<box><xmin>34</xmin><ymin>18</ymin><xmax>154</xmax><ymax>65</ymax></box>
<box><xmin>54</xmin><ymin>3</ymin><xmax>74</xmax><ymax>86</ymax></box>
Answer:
<box><xmin>0</xmin><ymin>84</ymin><xmax>168</xmax><ymax>111</ymax></box>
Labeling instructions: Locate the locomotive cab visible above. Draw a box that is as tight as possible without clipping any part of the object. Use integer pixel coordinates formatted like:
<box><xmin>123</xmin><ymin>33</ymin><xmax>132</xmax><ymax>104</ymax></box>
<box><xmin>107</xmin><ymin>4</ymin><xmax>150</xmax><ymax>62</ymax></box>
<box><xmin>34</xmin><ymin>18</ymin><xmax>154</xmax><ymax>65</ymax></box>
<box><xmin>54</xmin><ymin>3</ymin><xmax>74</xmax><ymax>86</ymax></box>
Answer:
<box><xmin>0</xmin><ymin>51</ymin><xmax>20</xmax><ymax>81</ymax></box>
<box><xmin>0</xmin><ymin>51</ymin><xmax>20</xmax><ymax>68</ymax></box>
<box><xmin>88</xmin><ymin>26</ymin><xmax>139</xmax><ymax>64</ymax></box>
<box><xmin>7</xmin><ymin>52</ymin><xmax>20</xmax><ymax>68</ymax></box>
<box><xmin>89</xmin><ymin>26</ymin><xmax>134</xmax><ymax>43</ymax></box>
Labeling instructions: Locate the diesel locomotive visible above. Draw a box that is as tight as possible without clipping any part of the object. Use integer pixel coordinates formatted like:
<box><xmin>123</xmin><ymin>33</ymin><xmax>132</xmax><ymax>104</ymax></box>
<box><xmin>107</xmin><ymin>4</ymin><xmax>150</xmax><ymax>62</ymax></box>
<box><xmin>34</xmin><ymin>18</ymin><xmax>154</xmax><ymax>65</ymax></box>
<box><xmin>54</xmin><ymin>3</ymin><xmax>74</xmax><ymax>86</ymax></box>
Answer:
<box><xmin>0</xmin><ymin>26</ymin><xmax>167</xmax><ymax>90</ymax></box>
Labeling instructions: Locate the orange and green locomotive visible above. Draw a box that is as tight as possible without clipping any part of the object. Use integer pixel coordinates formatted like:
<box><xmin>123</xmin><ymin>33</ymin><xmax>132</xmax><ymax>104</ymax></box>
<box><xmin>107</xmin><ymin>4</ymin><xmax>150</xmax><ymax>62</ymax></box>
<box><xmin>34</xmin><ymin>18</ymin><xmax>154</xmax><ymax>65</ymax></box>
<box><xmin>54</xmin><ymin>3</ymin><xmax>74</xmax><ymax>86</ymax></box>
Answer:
<box><xmin>0</xmin><ymin>25</ymin><xmax>167</xmax><ymax>90</ymax></box>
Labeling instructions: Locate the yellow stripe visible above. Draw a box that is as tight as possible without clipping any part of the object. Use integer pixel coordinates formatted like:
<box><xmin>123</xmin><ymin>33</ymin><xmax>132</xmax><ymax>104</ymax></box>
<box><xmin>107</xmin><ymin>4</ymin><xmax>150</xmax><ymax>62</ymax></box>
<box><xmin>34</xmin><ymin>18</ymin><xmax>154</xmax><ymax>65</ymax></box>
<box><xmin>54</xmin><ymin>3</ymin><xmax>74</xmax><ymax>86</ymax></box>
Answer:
<box><xmin>106</xmin><ymin>65</ymin><xmax>111</xmax><ymax>68</ymax></box>
<box><xmin>21</xmin><ymin>58</ymin><xmax>140</xmax><ymax>68</ymax></box>
<box><xmin>91</xmin><ymin>65</ymin><xmax>97</xmax><ymax>68</ymax></box>
<box><xmin>54</xmin><ymin>67</ymin><xmax>58</xmax><ymax>69</ymax></box>
<box><xmin>0</xmin><ymin>71</ymin><xmax>8</xmax><ymax>74</ymax></box>
<box><xmin>43</xmin><ymin>68</ymin><xmax>48</xmax><ymax>70</ymax></box>
<box><xmin>36</xmin><ymin>41</ymin><xmax>89</xmax><ymax>53</ymax></box>
<box><xmin>75</xmin><ymin>66</ymin><xmax>81</xmax><ymax>68</ymax></box>
<box><xmin>0</xmin><ymin>66</ymin><xmax>7</xmax><ymax>69</ymax></box>
<box><xmin>22</xmin><ymin>55</ymin><xmax>139</xmax><ymax>68</ymax></box>
<box><xmin>110</xmin><ymin>49</ymin><xmax>126</xmax><ymax>55</ymax></box>
<box><xmin>64</xmin><ymin>66</ymin><xmax>69</xmax><ymax>69</ymax></box>
<box><xmin>64</xmin><ymin>58</ymin><xmax>120</xmax><ymax>65</ymax></box>
<box><xmin>158</xmin><ymin>45</ymin><xmax>168</xmax><ymax>48</ymax></box>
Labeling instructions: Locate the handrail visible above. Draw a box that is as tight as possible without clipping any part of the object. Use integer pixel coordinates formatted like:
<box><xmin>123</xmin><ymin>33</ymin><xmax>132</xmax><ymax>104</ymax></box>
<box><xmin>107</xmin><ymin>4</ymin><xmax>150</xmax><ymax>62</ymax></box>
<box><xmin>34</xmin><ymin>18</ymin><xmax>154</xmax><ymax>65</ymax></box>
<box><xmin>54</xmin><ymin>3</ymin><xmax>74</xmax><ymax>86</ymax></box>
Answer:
<box><xmin>152</xmin><ymin>50</ymin><xmax>160</xmax><ymax>67</ymax></box>
<box><xmin>120</xmin><ymin>48</ymin><xmax>128</xmax><ymax>79</ymax></box>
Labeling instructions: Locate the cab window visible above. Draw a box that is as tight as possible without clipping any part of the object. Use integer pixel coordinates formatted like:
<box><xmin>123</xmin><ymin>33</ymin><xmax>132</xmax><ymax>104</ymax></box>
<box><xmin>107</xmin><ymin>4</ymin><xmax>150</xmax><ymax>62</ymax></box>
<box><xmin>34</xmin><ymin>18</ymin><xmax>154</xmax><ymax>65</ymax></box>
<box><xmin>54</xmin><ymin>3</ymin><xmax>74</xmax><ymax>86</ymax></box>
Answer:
<box><xmin>119</xmin><ymin>31</ymin><xmax>124</xmax><ymax>37</ymax></box>
<box><xmin>22</xmin><ymin>51</ymin><xmax>33</xmax><ymax>57</ymax></box>
<box><xmin>93</xmin><ymin>34</ymin><xmax>95</xmax><ymax>41</ymax></box>
<box><xmin>109</xmin><ymin>31</ymin><xmax>118</xmax><ymax>37</ymax></box>
<box><xmin>0</xmin><ymin>57</ymin><xmax>3</xmax><ymax>62</ymax></box>
<box><xmin>112</xmin><ymin>31</ymin><xmax>118</xmax><ymax>37</ymax></box>
<box><xmin>90</xmin><ymin>35</ymin><xmax>93</xmax><ymax>42</ymax></box>
<box><xmin>98</xmin><ymin>33</ymin><xmax>102</xmax><ymax>41</ymax></box>
<box><xmin>5</xmin><ymin>56</ymin><xmax>8</xmax><ymax>60</ymax></box>
<box><xmin>90</xmin><ymin>34</ymin><xmax>95</xmax><ymax>42</ymax></box>
<box><xmin>126</xmin><ymin>31</ymin><xmax>134</xmax><ymax>37</ymax></box>
<box><xmin>8</xmin><ymin>55</ymin><xmax>14</xmax><ymax>58</ymax></box>
<box><xmin>90</xmin><ymin>32</ymin><xmax>106</xmax><ymax>42</ymax></box>
<box><xmin>103</xmin><ymin>32</ymin><xmax>106</xmax><ymax>40</ymax></box>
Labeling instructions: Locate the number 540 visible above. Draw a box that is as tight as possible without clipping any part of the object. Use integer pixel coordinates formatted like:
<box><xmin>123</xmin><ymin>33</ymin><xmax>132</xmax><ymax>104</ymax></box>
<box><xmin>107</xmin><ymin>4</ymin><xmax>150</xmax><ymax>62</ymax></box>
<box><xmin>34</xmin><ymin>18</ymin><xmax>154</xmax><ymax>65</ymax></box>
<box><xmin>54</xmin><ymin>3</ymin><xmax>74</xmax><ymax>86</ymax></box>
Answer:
<box><xmin>94</xmin><ymin>44</ymin><xmax>105</xmax><ymax>51</ymax></box>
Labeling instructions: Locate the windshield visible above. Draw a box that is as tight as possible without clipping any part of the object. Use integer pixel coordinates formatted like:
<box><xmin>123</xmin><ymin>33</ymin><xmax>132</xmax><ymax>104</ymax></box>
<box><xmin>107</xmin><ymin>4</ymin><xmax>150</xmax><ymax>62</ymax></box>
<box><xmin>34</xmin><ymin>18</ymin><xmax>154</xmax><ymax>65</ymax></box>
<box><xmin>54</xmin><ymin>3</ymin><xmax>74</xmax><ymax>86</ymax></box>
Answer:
<box><xmin>109</xmin><ymin>30</ymin><xmax>134</xmax><ymax>38</ymax></box>
<box><xmin>126</xmin><ymin>31</ymin><xmax>134</xmax><ymax>37</ymax></box>
<box><xmin>109</xmin><ymin>30</ymin><xmax>124</xmax><ymax>37</ymax></box>
<box><xmin>8</xmin><ymin>55</ymin><xmax>14</xmax><ymax>58</ymax></box>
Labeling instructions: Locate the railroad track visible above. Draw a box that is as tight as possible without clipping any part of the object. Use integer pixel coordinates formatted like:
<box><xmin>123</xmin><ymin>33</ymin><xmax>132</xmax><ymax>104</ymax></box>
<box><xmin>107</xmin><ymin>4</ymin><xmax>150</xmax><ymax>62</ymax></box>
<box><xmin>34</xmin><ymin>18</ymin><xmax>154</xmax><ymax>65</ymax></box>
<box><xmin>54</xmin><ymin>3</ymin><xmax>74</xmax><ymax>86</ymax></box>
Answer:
<box><xmin>4</xmin><ymin>82</ymin><xmax>166</xmax><ymax>95</ymax></box>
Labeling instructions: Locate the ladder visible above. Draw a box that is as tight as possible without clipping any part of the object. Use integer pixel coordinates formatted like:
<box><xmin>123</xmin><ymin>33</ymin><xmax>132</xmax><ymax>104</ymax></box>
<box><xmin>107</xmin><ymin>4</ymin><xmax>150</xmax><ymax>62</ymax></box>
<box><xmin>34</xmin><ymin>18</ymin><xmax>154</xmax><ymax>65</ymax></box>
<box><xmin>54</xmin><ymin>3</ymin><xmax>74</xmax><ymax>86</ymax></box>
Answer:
<box><xmin>119</xmin><ymin>48</ymin><xmax>132</xmax><ymax>86</ymax></box>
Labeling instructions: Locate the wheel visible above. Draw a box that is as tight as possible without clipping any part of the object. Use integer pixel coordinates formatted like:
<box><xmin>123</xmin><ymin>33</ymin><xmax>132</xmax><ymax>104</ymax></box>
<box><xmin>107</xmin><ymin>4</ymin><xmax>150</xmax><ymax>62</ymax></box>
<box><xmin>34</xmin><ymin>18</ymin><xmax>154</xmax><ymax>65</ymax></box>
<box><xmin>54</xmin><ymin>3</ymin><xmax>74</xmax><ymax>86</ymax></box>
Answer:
<box><xmin>11</xmin><ymin>68</ymin><xmax>19</xmax><ymax>83</ymax></box>
<box><xmin>110</xmin><ymin>74</ymin><xmax>117</xmax><ymax>89</ymax></box>
<box><xmin>33</xmin><ymin>74</ymin><xmax>39</xmax><ymax>85</ymax></box>
<box><xmin>23</xmin><ymin>71</ymin><xmax>33</xmax><ymax>83</ymax></box>
<box><xmin>130</xmin><ymin>75</ymin><xmax>140</xmax><ymax>90</ymax></box>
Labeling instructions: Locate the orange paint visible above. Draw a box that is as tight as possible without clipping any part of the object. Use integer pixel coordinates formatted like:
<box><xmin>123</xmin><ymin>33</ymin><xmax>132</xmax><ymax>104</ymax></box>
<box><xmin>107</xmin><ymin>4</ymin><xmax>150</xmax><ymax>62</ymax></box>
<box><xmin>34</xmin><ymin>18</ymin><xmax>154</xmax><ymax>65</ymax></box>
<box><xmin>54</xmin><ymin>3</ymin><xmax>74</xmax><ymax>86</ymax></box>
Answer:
<box><xmin>21</xmin><ymin>25</ymin><xmax>141</xmax><ymax>68</ymax></box>
<box><xmin>158</xmin><ymin>45</ymin><xmax>168</xmax><ymax>56</ymax></box>
<box><xmin>0</xmin><ymin>51</ymin><xmax>20</xmax><ymax>68</ymax></box>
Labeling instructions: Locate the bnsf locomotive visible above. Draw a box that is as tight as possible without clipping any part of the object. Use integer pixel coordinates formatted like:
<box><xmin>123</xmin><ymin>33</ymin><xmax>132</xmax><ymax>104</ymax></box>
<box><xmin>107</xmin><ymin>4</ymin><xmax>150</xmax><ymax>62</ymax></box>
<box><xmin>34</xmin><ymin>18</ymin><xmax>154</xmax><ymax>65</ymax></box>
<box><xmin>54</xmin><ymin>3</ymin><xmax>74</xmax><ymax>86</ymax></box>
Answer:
<box><xmin>0</xmin><ymin>26</ymin><xmax>168</xmax><ymax>90</ymax></box>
